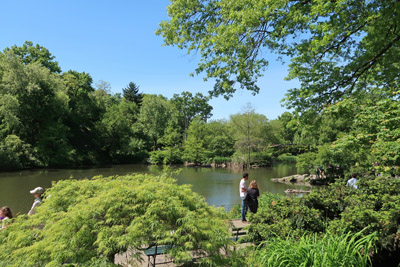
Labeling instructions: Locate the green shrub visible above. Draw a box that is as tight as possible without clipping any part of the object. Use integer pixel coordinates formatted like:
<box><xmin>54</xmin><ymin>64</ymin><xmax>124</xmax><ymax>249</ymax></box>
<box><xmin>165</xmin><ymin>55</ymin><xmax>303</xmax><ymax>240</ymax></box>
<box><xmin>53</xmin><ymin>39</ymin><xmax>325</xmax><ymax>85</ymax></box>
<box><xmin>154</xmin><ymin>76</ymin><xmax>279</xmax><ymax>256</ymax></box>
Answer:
<box><xmin>0</xmin><ymin>173</ymin><xmax>231</xmax><ymax>266</ymax></box>
<box><xmin>149</xmin><ymin>150</ymin><xmax>166</xmax><ymax>164</ymax></box>
<box><xmin>249</xmin><ymin>230</ymin><xmax>376</xmax><ymax>267</ymax></box>
<box><xmin>276</xmin><ymin>153</ymin><xmax>297</xmax><ymax>163</ymax></box>
<box><xmin>296</xmin><ymin>152</ymin><xmax>317</xmax><ymax>173</ymax></box>
<box><xmin>0</xmin><ymin>135</ymin><xmax>38</xmax><ymax>169</ymax></box>
<box><xmin>213</xmin><ymin>156</ymin><xmax>232</xmax><ymax>164</ymax></box>
<box><xmin>248</xmin><ymin>176</ymin><xmax>400</xmax><ymax>265</ymax></box>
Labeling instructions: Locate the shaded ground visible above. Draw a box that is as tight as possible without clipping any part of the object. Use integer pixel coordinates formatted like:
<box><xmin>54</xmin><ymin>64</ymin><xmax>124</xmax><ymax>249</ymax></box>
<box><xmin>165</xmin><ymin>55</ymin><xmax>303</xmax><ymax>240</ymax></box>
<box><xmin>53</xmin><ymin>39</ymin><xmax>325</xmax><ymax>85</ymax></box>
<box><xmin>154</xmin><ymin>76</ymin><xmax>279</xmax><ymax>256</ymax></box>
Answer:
<box><xmin>114</xmin><ymin>219</ymin><xmax>251</xmax><ymax>267</ymax></box>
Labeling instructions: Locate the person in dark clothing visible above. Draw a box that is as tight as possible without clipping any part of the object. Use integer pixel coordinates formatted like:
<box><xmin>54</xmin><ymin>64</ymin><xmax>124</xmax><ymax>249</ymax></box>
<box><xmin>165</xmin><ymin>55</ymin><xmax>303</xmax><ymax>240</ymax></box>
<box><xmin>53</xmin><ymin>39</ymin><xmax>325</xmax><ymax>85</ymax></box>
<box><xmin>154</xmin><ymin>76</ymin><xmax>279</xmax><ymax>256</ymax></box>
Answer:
<box><xmin>246</xmin><ymin>180</ymin><xmax>260</xmax><ymax>213</ymax></box>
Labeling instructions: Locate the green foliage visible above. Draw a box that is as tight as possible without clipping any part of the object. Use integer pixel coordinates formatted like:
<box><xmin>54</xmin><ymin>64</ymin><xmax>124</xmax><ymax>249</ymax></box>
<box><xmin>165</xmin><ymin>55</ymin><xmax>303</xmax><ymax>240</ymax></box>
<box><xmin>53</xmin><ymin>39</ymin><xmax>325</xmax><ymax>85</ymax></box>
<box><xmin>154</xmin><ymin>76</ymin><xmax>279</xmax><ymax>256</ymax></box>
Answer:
<box><xmin>0</xmin><ymin>135</ymin><xmax>37</xmax><ymax>169</ymax></box>
<box><xmin>171</xmin><ymin>91</ymin><xmax>213</xmax><ymax>136</ymax></box>
<box><xmin>3</xmin><ymin>41</ymin><xmax>61</xmax><ymax>73</ymax></box>
<box><xmin>296</xmin><ymin>152</ymin><xmax>317</xmax><ymax>173</ymax></box>
<box><xmin>249</xmin><ymin>230</ymin><xmax>376</xmax><ymax>267</ymax></box>
<box><xmin>207</xmin><ymin>120</ymin><xmax>235</xmax><ymax>158</ymax></box>
<box><xmin>137</xmin><ymin>95</ymin><xmax>174</xmax><ymax>151</ymax></box>
<box><xmin>183</xmin><ymin>117</ymin><xmax>211</xmax><ymax>164</ymax></box>
<box><xmin>122</xmin><ymin>81</ymin><xmax>143</xmax><ymax>107</ymax></box>
<box><xmin>0</xmin><ymin>53</ymin><xmax>71</xmax><ymax>167</ymax></box>
<box><xmin>248</xmin><ymin>176</ymin><xmax>400</xmax><ymax>265</ymax></box>
<box><xmin>212</xmin><ymin>156</ymin><xmax>231</xmax><ymax>164</ymax></box>
<box><xmin>276</xmin><ymin>153</ymin><xmax>297</xmax><ymax>163</ymax></box>
<box><xmin>303</xmin><ymin>94</ymin><xmax>400</xmax><ymax>176</ymax></box>
<box><xmin>229</xmin><ymin>105</ymin><xmax>269</xmax><ymax>166</ymax></box>
<box><xmin>62</xmin><ymin>70</ymin><xmax>102</xmax><ymax>165</ymax></box>
<box><xmin>101</xmin><ymin>100</ymin><xmax>139</xmax><ymax>163</ymax></box>
<box><xmin>278</xmin><ymin>112</ymin><xmax>299</xmax><ymax>144</ymax></box>
<box><xmin>0</xmin><ymin>173</ymin><xmax>231</xmax><ymax>266</ymax></box>
<box><xmin>149</xmin><ymin>149</ymin><xmax>183</xmax><ymax>165</ymax></box>
<box><xmin>158</xmin><ymin>0</ymin><xmax>400</xmax><ymax>112</ymax></box>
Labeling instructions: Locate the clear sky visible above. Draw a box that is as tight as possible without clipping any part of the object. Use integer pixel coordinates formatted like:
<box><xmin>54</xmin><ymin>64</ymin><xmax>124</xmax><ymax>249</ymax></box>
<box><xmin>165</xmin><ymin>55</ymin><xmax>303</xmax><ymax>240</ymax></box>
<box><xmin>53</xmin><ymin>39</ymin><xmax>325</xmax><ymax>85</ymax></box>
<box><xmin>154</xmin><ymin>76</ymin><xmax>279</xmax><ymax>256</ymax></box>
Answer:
<box><xmin>0</xmin><ymin>0</ymin><xmax>299</xmax><ymax>120</ymax></box>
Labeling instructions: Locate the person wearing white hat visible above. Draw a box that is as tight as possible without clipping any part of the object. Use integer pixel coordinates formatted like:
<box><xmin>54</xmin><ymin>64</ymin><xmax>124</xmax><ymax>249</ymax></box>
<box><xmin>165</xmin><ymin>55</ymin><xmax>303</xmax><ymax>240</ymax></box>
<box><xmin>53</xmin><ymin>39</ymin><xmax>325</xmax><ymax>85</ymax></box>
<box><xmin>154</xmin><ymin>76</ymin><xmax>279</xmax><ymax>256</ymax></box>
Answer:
<box><xmin>28</xmin><ymin>187</ymin><xmax>44</xmax><ymax>215</ymax></box>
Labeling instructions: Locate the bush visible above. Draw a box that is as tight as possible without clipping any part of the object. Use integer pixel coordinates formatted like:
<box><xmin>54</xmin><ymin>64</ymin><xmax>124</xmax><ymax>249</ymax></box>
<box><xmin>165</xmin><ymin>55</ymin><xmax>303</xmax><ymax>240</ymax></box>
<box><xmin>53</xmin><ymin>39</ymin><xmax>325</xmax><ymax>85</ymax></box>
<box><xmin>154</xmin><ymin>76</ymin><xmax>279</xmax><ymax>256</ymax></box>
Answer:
<box><xmin>213</xmin><ymin>156</ymin><xmax>232</xmax><ymax>164</ymax></box>
<box><xmin>247</xmin><ymin>176</ymin><xmax>400</xmax><ymax>265</ymax></box>
<box><xmin>0</xmin><ymin>173</ymin><xmax>231</xmax><ymax>266</ymax></box>
<box><xmin>149</xmin><ymin>150</ymin><xmax>166</xmax><ymax>164</ymax></box>
<box><xmin>296</xmin><ymin>152</ymin><xmax>317</xmax><ymax>173</ymax></box>
<box><xmin>275</xmin><ymin>153</ymin><xmax>297</xmax><ymax>163</ymax></box>
<box><xmin>249</xmin><ymin>230</ymin><xmax>376</xmax><ymax>267</ymax></box>
<box><xmin>0</xmin><ymin>135</ymin><xmax>38</xmax><ymax>169</ymax></box>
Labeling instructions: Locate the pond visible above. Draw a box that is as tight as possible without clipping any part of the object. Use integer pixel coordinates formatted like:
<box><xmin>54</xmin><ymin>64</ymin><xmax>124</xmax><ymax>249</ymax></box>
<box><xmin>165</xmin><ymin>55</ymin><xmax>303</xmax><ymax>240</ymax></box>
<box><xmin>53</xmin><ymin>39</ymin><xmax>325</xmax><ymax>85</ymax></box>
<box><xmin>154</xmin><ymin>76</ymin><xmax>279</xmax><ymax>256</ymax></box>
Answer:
<box><xmin>0</xmin><ymin>164</ymin><xmax>306</xmax><ymax>215</ymax></box>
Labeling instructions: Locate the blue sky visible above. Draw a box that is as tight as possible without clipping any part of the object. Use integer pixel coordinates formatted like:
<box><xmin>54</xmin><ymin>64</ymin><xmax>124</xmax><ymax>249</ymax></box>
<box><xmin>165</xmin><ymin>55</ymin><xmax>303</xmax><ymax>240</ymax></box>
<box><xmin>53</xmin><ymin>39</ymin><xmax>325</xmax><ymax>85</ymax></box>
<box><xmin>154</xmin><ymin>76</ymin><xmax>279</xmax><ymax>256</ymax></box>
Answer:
<box><xmin>0</xmin><ymin>0</ymin><xmax>298</xmax><ymax>120</ymax></box>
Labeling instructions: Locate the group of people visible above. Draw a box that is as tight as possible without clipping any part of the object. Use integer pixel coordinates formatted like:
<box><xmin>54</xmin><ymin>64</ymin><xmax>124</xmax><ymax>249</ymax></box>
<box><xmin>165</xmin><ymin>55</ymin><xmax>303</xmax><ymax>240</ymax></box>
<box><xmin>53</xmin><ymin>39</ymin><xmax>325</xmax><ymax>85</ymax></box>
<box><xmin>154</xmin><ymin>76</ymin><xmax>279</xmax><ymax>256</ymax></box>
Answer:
<box><xmin>239</xmin><ymin>172</ymin><xmax>260</xmax><ymax>222</ymax></box>
<box><xmin>0</xmin><ymin>186</ymin><xmax>44</xmax><ymax>229</ymax></box>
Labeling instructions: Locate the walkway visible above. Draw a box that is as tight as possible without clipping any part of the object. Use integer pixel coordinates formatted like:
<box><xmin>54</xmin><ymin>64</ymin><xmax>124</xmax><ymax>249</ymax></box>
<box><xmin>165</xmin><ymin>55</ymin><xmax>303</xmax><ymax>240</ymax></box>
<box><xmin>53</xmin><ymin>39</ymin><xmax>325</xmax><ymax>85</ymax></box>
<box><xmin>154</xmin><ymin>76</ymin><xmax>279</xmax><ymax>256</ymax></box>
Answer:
<box><xmin>114</xmin><ymin>219</ymin><xmax>251</xmax><ymax>267</ymax></box>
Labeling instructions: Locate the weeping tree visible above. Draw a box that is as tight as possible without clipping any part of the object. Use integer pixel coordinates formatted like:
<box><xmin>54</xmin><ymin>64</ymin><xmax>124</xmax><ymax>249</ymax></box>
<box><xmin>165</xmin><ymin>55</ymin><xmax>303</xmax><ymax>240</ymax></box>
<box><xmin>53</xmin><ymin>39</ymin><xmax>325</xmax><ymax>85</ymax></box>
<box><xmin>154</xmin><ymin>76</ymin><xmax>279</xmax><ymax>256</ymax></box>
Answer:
<box><xmin>0</xmin><ymin>173</ymin><xmax>232</xmax><ymax>266</ymax></box>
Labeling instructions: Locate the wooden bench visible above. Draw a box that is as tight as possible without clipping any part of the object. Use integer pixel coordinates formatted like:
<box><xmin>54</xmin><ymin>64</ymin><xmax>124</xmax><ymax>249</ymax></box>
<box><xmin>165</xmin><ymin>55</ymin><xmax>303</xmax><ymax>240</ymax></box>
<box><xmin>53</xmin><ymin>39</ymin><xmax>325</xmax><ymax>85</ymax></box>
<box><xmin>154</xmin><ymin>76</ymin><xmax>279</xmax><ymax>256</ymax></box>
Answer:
<box><xmin>144</xmin><ymin>244</ymin><xmax>173</xmax><ymax>267</ymax></box>
<box><xmin>144</xmin><ymin>224</ymin><xmax>248</xmax><ymax>266</ymax></box>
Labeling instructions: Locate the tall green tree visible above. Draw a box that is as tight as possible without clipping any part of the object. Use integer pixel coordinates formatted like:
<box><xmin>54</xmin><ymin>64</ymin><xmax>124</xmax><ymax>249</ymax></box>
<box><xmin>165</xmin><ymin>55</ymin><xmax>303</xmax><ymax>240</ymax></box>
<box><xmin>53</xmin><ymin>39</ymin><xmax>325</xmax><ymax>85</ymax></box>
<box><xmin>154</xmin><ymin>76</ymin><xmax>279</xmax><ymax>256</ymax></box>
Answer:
<box><xmin>183</xmin><ymin>117</ymin><xmax>211</xmax><ymax>164</ymax></box>
<box><xmin>157</xmin><ymin>0</ymin><xmax>400</xmax><ymax>110</ymax></box>
<box><xmin>171</xmin><ymin>91</ymin><xmax>213</xmax><ymax>138</ymax></box>
<box><xmin>278</xmin><ymin>112</ymin><xmax>299</xmax><ymax>144</ymax></box>
<box><xmin>3</xmin><ymin>41</ymin><xmax>61</xmax><ymax>73</ymax></box>
<box><xmin>62</xmin><ymin>70</ymin><xmax>103</xmax><ymax>165</ymax></box>
<box><xmin>137</xmin><ymin>95</ymin><xmax>173</xmax><ymax>151</ymax></box>
<box><xmin>207</xmin><ymin>120</ymin><xmax>235</xmax><ymax>158</ymax></box>
<box><xmin>229</xmin><ymin>105</ymin><xmax>269</xmax><ymax>167</ymax></box>
<box><xmin>101</xmin><ymin>100</ymin><xmax>139</xmax><ymax>163</ymax></box>
<box><xmin>0</xmin><ymin>53</ymin><xmax>70</xmax><ymax>166</ymax></box>
<box><xmin>122</xmin><ymin>81</ymin><xmax>143</xmax><ymax>107</ymax></box>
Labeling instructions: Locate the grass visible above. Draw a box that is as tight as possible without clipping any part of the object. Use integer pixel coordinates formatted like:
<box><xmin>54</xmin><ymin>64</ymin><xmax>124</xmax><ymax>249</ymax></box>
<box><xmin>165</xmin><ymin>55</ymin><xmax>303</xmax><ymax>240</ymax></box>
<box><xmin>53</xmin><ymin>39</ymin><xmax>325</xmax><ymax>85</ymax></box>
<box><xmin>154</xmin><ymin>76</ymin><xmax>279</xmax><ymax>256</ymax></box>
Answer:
<box><xmin>249</xmin><ymin>229</ymin><xmax>376</xmax><ymax>267</ymax></box>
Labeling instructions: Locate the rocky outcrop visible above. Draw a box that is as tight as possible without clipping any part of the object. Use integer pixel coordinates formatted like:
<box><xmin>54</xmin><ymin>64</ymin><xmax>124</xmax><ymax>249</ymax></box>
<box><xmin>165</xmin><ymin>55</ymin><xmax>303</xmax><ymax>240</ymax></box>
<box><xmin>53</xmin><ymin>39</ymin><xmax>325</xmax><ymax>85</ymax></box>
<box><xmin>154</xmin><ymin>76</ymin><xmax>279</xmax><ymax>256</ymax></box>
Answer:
<box><xmin>271</xmin><ymin>174</ymin><xmax>313</xmax><ymax>185</ymax></box>
<box><xmin>271</xmin><ymin>173</ymin><xmax>328</xmax><ymax>187</ymax></box>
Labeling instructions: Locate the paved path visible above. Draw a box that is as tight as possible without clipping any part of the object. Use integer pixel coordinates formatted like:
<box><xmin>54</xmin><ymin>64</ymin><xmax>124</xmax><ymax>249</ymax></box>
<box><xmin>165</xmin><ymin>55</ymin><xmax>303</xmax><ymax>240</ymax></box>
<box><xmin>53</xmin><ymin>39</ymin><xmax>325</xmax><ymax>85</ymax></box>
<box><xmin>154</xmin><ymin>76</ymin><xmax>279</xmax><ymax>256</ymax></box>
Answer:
<box><xmin>114</xmin><ymin>219</ymin><xmax>251</xmax><ymax>267</ymax></box>
<box><xmin>230</xmin><ymin>219</ymin><xmax>251</xmax><ymax>229</ymax></box>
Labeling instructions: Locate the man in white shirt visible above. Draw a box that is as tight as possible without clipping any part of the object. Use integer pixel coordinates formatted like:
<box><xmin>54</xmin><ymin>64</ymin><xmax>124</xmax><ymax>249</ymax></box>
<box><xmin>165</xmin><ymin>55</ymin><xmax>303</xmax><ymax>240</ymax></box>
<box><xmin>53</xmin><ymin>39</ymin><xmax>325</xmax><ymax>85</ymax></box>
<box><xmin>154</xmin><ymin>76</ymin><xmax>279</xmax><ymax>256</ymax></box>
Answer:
<box><xmin>240</xmin><ymin>173</ymin><xmax>249</xmax><ymax>222</ymax></box>
<box><xmin>346</xmin><ymin>174</ymin><xmax>358</xmax><ymax>189</ymax></box>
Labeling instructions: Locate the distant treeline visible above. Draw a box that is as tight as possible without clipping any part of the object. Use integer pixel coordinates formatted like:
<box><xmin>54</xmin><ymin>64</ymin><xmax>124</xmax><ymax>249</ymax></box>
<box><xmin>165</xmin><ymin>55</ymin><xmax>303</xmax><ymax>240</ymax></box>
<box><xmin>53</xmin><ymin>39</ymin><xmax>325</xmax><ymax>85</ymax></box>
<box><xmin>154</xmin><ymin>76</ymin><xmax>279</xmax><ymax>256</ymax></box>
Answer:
<box><xmin>2</xmin><ymin>42</ymin><xmax>398</xmax><ymax>177</ymax></box>
<box><xmin>0</xmin><ymin>42</ymin><xmax>308</xmax><ymax>170</ymax></box>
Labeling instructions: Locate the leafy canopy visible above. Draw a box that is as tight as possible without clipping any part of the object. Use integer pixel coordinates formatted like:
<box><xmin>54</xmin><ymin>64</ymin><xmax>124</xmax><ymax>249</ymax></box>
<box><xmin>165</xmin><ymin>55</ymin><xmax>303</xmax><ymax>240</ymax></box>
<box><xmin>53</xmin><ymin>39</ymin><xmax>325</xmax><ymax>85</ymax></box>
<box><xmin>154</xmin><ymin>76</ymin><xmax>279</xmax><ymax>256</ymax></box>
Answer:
<box><xmin>3</xmin><ymin>41</ymin><xmax>61</xmax><ymax>73</ymax></box>
<box><xmin>157</xmin><ymin>0</ymin><xmax>400</xmax><ymax>110</ymax></box>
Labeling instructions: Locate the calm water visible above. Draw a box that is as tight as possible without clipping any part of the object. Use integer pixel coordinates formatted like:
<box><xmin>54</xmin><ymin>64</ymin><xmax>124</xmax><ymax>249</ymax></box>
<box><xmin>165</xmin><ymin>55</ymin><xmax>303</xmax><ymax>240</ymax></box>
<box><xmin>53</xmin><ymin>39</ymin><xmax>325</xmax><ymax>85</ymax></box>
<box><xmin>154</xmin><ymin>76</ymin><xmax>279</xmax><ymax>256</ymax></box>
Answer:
<box><xmin>0</xmin><ymin>164</ymin><xmax>305</xmax><ymax>215</ymax></box>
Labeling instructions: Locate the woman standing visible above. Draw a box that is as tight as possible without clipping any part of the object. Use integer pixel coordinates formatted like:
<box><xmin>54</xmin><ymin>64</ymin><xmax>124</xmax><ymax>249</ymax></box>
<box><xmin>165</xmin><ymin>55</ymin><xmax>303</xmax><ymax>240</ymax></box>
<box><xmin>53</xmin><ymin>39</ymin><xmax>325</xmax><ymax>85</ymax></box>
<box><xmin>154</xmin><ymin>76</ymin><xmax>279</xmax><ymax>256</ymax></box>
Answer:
<box><xmin>246</xmin><ymin>180</ymin><xmax>260</xmax><ymax>214</ymax></box>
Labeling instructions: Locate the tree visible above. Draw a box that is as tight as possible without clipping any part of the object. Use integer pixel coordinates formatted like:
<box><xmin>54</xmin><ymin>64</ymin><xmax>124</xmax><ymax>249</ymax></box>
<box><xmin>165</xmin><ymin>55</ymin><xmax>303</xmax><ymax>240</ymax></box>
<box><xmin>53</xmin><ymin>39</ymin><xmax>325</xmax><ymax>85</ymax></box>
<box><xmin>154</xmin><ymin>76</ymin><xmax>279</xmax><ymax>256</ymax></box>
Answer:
<box><xmin>278</xmin><ymin>112</ymin><xmax>298</xmax><ymax>144</ymax></box>
<box><xmin>62</xmin><ymin>70</ymin><xmax>103</xmax><ymax>165</ymax></box>
<box><xmin>265</xmin><ymin>119</ymin><xmax>284</xmax><ymax>145</ymax></box>
<box><xmin>3</xmin><ymin>41</ymin><xmax>61</xmax><ymax>73</ymax></box>
<box><xmin>137</xmin><ymin>95</ymin><xmax>173</xmax><ymax>151</ymax></box>
<box><xmin>229</xmin><ymin>104</ymin><xmax>269</xmax><ymax>167</ymax></box>
<box><xmin>123</xmin><ymin>82</ymin><xmax>143</xmax><ymax>107</ymax></box>
<box><xmin>101</xmin><ymin>100</ymin><xmax>139</xmax><ymax>163</ymax></box>
<box><xmin>171</xmin><ymin>91</ymin><xmax>213</xmax><ymax>138</ymax></box>
<box><xmin>0</xmin><ymin>173</ymin><xmax>231</xmax><ymax>265</ymax></box>
<box><xmin>183</xmin><ymin>117</ymin><xmax>211</xmax><ymax>164</ymax></box>
<box><xmin>0</xmin><ymin>135</ymin><xmax>37</xmax><ymax>170</ymax></box>
<box><xmin>157</xmin><ymin>0</ymin><xmax>400</xmax><ymax>110</ymax></box>
<box><xmin>207</xmin><ymin>120</ymin><xmax>235</xmax><ymax>158</ymax></box>
<box><xmin>0</xmin><ymin>53</ymin><xmax>71</xmax><ymax>167</ymax></box>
